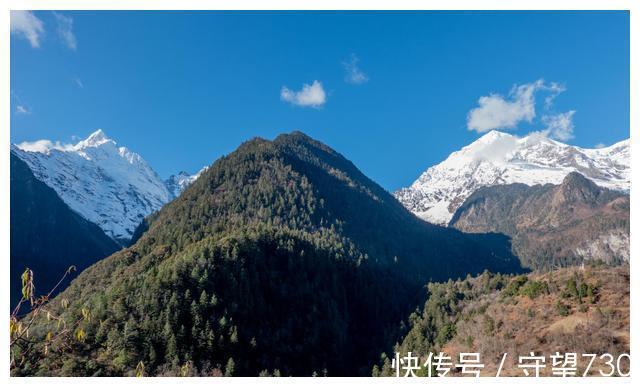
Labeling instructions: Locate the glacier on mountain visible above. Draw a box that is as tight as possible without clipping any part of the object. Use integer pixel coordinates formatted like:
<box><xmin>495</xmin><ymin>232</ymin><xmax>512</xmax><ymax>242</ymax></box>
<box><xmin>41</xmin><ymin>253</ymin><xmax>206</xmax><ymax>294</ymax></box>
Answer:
<box><xmin>11</xmin><ymin>130</ymin><xmax>202</xmax><ymax>244</ymax></box>
<box><xmin>394</xmin><ymin>130</ymin><xmax>630</xmax><ymax>225</ymax></box>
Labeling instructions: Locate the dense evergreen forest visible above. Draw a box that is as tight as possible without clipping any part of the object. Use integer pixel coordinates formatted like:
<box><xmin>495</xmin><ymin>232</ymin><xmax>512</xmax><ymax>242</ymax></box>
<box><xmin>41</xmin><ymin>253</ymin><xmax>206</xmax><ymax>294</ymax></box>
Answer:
<box><xmin>11</xmin><ymin>132</ymin><xmax>522</xmax><ymax>376</ymax></box>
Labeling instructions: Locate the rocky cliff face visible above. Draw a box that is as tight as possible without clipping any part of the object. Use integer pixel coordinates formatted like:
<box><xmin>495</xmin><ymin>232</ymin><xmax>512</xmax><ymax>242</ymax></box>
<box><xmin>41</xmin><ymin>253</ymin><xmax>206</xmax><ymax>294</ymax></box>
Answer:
<box><xmin>449</xmin><ymin>172</ymin><xmax>629</xmax><ymax>269</ymax></box>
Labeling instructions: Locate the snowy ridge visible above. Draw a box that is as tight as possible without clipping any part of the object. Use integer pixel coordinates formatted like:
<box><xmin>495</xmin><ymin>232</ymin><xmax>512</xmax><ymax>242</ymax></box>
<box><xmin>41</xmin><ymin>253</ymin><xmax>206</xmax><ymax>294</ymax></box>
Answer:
<box><xmin>12</xmin><ymin>130</ymin><xmax>174</xmax><ymax>244</ymax></box>
<box><xmin>394</xmin><ymin>130</ymin><xmax>630</xmax><ymax>225</ymax></box>
<box><xmin>165</xmin><ymin>167</ymin><xmax>208</xmax><ymax>198</ymax></box>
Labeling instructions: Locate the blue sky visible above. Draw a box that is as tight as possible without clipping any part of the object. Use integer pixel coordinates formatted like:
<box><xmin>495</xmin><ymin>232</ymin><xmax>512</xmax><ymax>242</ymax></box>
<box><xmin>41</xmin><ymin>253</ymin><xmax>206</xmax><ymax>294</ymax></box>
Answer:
<box><xmin>10</xmin><ymin>11</ymin><xmax>630</xmax><ymax>190</ymax></box>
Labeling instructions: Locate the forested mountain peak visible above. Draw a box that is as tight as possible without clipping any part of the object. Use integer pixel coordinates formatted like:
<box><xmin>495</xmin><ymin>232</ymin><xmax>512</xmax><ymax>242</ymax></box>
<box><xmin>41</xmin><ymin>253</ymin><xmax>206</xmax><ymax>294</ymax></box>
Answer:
<box><xmin>13</xmin><ymin>132</ymin><xmax>522</xmax><ymax>377</ymax></box>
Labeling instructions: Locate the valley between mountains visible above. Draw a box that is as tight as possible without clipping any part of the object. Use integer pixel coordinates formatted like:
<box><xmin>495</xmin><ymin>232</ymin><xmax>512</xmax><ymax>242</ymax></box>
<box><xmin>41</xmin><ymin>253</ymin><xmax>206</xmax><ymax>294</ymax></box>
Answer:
<box><xmin>10</xmin><ymin>130</ymin><xmax>629</xmax><ymax>376</ymax></box>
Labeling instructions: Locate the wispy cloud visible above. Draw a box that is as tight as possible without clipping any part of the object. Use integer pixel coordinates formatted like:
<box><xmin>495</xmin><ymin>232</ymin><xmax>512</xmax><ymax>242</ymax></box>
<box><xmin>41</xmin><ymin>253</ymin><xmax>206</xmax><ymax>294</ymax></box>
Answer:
<box><xmin>343</xmin><ymin>54</ymin><xmax>369</xmax><ymax>85</ymax></box>
<box><xmin>467</xmin><ymin>79</ymin><xmax>567</xmax><ymax>133</ymax></box>
<box><xmin>15</xmin><ymin>105</ymin><xmax>31</xmax><ymax>115</ymax></box>
<box><xmin>280</xmin><ymin>80</ymin><xmax>327</xmax><ymax>108</ymax></box>
<box><xmin>594</xmin><ymin>143</ymin><xmax>606</xmax><ymax>149</ymax></box>
<box><xmin>10</xmin><ymin>10</ymin><xmax>45</xmax><ymax>48</ymax></box>
<box><xmin>53</xmin><ymin>12</ymin><xmax>77</xmax><ymax>50</ymax></box>
<box><xmin>73</xmin><ymin>76</ymin><xmax>84</xmax><ymax>88</ymax></box>
<box><xmin>12</xmin><ymin>91</ymin><xmax>32</xmax><ymax>115</ymax></box>
<box><xmin>544</xmin><ymin>82</ymin><xmax>566</xmax><ymax>109</ymax></box>
<box><xmin>541</xmin><ymin>110</ymin><xmax>576</xmax><ymax>141</ymax></box>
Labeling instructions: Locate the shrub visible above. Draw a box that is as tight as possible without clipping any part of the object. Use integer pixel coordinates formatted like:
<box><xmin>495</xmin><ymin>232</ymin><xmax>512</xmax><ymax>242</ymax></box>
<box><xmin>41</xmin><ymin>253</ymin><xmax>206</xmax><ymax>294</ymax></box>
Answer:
<box><xmin>519</xmin><ymin>280</ymin><xmax>549</xmax><ymax>299</ymax></box>
<box><xmin>483</xmin><ymin>315</ymin><xmax>496</xmax><ymax>335</ymax></box>
<box><xmin>503</xmin><ymin>275</ymin><xmax>528</xmax><ymax>297</ymax></box>
<box><xmin>586</xmin><ymin>283</ymin><xmax>599</xmax><ymax>304</ymax></box>
<box><xmin>435</xmin><ymin>323</ymin><xmax>456</xmax><ymax>346</ymax></box>
<box><xmin>565</xmin><ymin>278</ymin><xmax>579</xmax><ymax>299</ymax></box>
<box><xmin>556</xmin><ymin>300</ymin><xmax>570</xmax><ymax>316</ymax></box>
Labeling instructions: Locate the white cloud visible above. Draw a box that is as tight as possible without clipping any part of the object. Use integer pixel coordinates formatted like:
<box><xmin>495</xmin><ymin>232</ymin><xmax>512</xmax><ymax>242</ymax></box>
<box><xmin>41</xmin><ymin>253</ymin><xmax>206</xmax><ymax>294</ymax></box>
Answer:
<box><xmin>541</xmin><ymin>110</ymin><xmax>576</xmax><ymax>141</ymax></box>
<box><xmin>16</xmin><ymin>139</ymin><xmax>75</xmax><ymax>153</ymax></box>
<box><xmin>467</xmin><ymin>80</ymin><xmax>542</xmax><ymax>133</ymax></box>
<box><xmin>280</xmin><ymin>80</ymin><xmax>326</xmax><ymax>108</ymax></box>
<box><xmin>53</xmin><ymin>12</ymin><xmax>77</xmax><ymax>50</ymax></box>
<box><xmin>10</xmin><ymin>10</ymin><xmax>45</xmax><ymax>48</ymax></box>
<box><xmin>594</xmin><ymin>143</ymin><xmax>606</xmax><ymax>149</ymax></box>
<box><xmin>544</xmin><ymin>82</ymin><xmax>566</xmax><ymax>109</ymax></box>
<box><xmin>468</xmin><ymin>134</ymin><xmax>519</xmax><ymax>163</ymax></box>
<box><xmin>522</xmin><ymin>130</ymin><xmax>553</xmax><ymax>145</ymax></box>
<box><xmin>467</xmin><ymin>79</ymin><xmax>568</xmax><ymax>133</ymax></box>
<box><xmin>343</xmin><ymin>54</ymin><xmax>369</xmax><ymax>85</ymax></box>
<box><xmin>15</xmin><ymin>105</ymin><xmax>30</xmax><ymax>115</ymax></box>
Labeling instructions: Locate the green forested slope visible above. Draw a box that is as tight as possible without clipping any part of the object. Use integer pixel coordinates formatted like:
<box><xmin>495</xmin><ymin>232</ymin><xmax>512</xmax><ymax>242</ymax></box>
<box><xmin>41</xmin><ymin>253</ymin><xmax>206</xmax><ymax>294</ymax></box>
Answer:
<box><xmin>12</xmin><ymin>132</ymin><xmax>522</xmax><ymax>376</ymax></box>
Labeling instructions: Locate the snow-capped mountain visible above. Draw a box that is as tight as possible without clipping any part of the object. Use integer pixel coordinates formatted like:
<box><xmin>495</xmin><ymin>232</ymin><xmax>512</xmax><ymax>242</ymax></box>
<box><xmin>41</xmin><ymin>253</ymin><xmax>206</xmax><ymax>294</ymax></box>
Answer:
<box><xmin>12</xmin><ymin>130</ymin><xmax>173</xmax><ymax>244</ymax></box>
<box><xmin>164</xmin><ymin>167</ymin><xmax>207</xmax><ymax>198</ymax></box>
<box><xmin>394</xmin><ymin>130</ymin><xmax>630</xmax><ymax>225</ymax></box>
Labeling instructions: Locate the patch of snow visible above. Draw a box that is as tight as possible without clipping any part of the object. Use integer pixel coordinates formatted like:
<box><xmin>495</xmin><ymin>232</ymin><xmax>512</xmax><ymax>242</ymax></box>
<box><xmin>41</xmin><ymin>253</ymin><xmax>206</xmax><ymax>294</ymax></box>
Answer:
<box><xmin>164</xmin><ymin>167</ymin><xmax>208</xmax><ymax>198</ymax></box>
